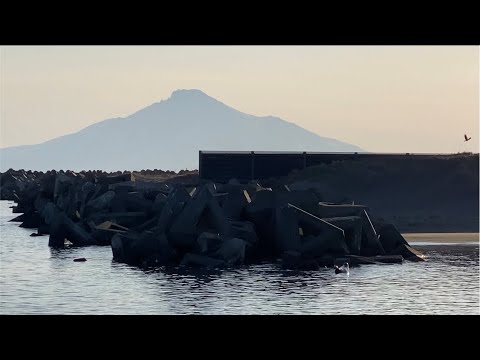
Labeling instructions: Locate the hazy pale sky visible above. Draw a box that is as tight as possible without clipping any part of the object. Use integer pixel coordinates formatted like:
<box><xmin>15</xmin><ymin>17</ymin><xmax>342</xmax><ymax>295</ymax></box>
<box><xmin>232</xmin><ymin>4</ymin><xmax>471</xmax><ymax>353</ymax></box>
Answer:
<box><xmin>1</xmin><ymin>46</ymin><xmax>478</xmax><ymax>153</ymax></box>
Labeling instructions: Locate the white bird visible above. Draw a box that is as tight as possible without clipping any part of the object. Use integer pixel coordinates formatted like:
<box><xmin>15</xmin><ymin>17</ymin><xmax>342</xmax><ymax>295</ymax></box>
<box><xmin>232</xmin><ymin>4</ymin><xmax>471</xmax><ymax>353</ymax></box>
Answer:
<box><xmin>334</xmin><ymin>262</ymin><xmax>349</xmax><ymax>275</ymax></box>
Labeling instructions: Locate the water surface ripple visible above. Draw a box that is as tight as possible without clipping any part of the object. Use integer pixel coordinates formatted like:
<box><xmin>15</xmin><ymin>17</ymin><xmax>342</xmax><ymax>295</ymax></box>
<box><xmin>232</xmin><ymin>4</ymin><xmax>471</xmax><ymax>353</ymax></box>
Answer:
<box><xmin>1</xmin><ymin>201</ymin><xmax>478</xmax><ymax>314</ymax></box>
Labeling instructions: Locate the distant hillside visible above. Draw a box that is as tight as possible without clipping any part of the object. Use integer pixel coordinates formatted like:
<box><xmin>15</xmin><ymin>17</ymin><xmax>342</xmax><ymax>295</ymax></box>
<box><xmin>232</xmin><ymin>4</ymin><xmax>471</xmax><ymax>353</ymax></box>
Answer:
<box><xmin>285</xmin><ymin>154</ymin><xmax>479</xmax><ymax>232</ymax></box>
<box><xmin>0</xmin><ymin>89</ymin><xmax>363</xmax><ymax>172</ymax></box>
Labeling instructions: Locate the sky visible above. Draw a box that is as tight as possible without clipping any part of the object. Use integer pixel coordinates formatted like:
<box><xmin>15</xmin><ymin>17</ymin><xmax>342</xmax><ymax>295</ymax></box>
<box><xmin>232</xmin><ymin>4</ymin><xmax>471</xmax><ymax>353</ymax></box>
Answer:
<box><xmin>1</xmin><ymin>46</ymin><xmax>478</xmax><ymax>153</ymax></box>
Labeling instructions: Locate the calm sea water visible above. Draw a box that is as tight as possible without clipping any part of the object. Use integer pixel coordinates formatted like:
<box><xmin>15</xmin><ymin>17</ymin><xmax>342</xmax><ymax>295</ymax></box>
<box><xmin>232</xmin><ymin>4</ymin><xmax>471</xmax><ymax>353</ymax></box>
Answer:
<box><xmin>0</xmin><ymin>201</ymin><xmax>478</xmax><ymax>315</ymax></box>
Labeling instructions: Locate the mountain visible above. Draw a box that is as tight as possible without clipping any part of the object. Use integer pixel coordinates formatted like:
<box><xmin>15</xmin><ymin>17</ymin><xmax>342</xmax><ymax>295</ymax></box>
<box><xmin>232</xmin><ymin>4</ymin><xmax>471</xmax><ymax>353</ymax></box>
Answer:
<box><xmin>0</xmin><ymin>89</ymin><xmax>364</xmax><ymax>172</ymax></box>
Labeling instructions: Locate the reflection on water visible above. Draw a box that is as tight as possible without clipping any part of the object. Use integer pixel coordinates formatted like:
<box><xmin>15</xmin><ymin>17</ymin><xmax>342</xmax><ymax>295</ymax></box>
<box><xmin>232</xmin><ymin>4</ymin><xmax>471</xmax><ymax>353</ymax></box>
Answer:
<box><xmin>0</xmin><ymin>201</ymin><xmax>478</xmax><ymax>314</ymax></box>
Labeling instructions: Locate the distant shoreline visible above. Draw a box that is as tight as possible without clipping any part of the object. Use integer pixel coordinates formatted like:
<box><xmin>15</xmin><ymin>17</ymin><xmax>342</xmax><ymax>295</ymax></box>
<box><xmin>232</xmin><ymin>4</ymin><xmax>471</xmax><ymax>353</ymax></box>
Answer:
<box><xmin>403</xmin><ymin>233</ymin><xmax>479</xmax><ymax>243</ymax></box>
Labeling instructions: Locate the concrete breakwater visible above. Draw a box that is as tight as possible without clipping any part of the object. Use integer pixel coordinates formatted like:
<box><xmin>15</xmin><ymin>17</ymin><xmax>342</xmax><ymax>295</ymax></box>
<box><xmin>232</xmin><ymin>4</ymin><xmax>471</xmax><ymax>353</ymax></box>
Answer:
<box><xmin>1</xmin><ymin>168</ymin><xmax>425</xmax><ymax>270</ymax></box>
<box><xmin>200</xmin><ymin>152</ymin><xmax>480</xmax><ymax>233</ymax></box>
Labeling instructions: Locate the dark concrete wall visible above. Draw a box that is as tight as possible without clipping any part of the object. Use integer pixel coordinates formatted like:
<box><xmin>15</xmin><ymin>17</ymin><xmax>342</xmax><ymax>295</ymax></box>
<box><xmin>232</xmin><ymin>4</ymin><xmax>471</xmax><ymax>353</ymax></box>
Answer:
<box><xmin>199</xmin><ymin>151</ymin><xmax>454</xmax><ymax>182</ymax></box>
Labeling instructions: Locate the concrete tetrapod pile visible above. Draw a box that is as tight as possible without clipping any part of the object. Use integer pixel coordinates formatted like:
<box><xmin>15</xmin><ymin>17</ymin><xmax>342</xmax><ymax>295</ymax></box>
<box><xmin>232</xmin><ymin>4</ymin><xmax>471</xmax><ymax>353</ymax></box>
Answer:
<box><xmin>1</xmin><ymin>169</ymin><xmax>425</xmax><ymax>269</ymax></box>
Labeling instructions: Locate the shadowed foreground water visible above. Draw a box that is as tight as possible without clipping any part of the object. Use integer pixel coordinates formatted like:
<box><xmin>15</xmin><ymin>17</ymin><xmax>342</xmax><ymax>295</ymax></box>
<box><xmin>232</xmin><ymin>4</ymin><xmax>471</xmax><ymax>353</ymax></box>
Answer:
<box><xmin>0</xmin><ymin>201</ymin><xmax>478</xmax><ymax>314</ymax></box>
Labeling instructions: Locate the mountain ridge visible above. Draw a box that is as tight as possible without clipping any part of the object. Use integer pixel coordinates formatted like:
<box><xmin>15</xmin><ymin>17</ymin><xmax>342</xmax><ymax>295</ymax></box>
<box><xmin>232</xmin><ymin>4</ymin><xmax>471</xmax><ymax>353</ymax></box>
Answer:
<box><xmin>0</xmin><ymin>89</ymin><xmax>364</xmax><ymax>171</ymax></box>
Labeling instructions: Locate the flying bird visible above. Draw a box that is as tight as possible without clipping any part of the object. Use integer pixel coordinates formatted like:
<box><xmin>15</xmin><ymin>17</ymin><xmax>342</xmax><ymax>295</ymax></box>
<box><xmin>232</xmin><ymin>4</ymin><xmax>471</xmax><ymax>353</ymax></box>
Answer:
<box><xmin>464</xmin><ymin>134</ymin><xmax>471</xmax><ymax>142</ymax></box>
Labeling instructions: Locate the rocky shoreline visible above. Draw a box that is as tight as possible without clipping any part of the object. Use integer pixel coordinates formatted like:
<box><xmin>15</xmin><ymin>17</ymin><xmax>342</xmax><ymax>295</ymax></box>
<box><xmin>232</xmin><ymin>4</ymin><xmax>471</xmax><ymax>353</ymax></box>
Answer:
<box><xmin>1</xmin><ymin>168</ymin><xmax>426</xmax><ymax>270</ymax></box>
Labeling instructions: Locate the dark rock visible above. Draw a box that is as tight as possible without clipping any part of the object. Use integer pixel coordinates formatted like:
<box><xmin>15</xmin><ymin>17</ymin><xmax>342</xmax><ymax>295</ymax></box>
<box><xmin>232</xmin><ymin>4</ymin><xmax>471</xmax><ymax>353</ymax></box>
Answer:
<box><xmin>312</xmin><ymin>203</ymin><xmax>367</xmax><ymax>218</ymax></box>
<box><xmin>377</xmin><ymin>223</ymin><xmax>409</xmax><ymax>254</ymax></box>
<box><xmin>30</xmin><ymin>232</ymin><xmax>45</xmax><ymax>237</ymax></box>
<box><xmin>245</xmin><ymin>189</ymin><xmax>275</xmax><ymax>222</ymax></box>
<box><xmin>281</xmin><ymin>250</ymin><xmax>302</xmax><ymax>269</ymax></box>
<box><xmin>9</xmin><ymin>214</ymin><xmax>25</xmax><ymax>222</ymax></box>
<box><xmin>301</xmin><ymin>232</ymin><xmax>349</xmax><ymax>258</ymax></box>
<box><xmin>38</xmin><ymin>173</ymin><xmax>56</xmax><ymax>198</ymax></box>
<box><xmin>227</xmin><ymin>220</ymin><xmax>258</xmax><ymax>246</ymax></box>
<box><xmin>109</xmin><ymin>195</ymin><xmax>127</xmax><ymax>213</ymax></box>
<box><xmin>84</xmin><ymin>190</ymin><xmax>116</xmax><ymax>215</ymax></box>
<box><xmin>274</xmin><ymin>190</ymin><xmax>320</xmax><ymax>211</ymax></box>
<box><xmin>112</xmin><ymin>232</ymin><xmax>175</xmax><ymax>266</ymax></box>
<box><xmin>289</xmin><ymin>204</ymin><xmax>346</xmax><ymax>237</ymax></box>
<box><xmin>221</xmin><ymin>188</ymin><xmax>251</xmax><ymax>220</ymax></box>
<box><xmin>392</xmin><ymin>243</ymin><xmax>426</xmax><ymax>262</ymax></box>
<box><xmin>48</xmin><ymin>217</ymin><xmax>68</xmax><ymax>247</ymax></box>
<box><xmin>169</xmin><ymin>186</ymin><xmax>230</xmax><ymax>248</ymax></box>
<box><xmin>180</xmin><ymin>237</ymin><xmax>246</xmax><ymax>267</ymax></box>
<box><xmin>281</xmin><ymin>251</ymin><xmax>320</xmax><ymax>270</ymax></box>
<box><xmin>118</xmin><ymin>192</ymin><xmax>153</xmax><ymax>213</ymax></box>
<box><xmin>92</xmin><ymin>212</ymin><xmax>148</xmax><ymax>228</ymax></box>
<box><xmin>273</xmin><ymin>205</ymin><xmax>302</xmax><ymax>254</ymax></box>
<box><xmin>275</xmin><ymin>204</ymin><xmax>351</xmax><ymax>259</ymax></box>
<box><xmin>12</xmin><ymin>205</ymin><xmax>27</xmax><ymax>213</ymax></box>
<box><xmin>167</xmin><ymin>186</ymin><xmax>192</xmax><ymax>206</ymax></box>
<box><xmin>210</xmin><ymin>237</ymin><xmax>246</xmax><ymax>265</ymax></box>
<box><xmin>2</xmin><ymin>167</ymin><xmax>431</xmax><ymax>271</ymax></box>
<box><xmin>244</xmin><ymin>190</ymin><xmax>276</xmax><ymax>256</ymax></box>
<box><xmin>96</xmin><ymin>173</ymin><xmax>134</xmax><ymax>185</ymax></box>
<box><xmin>111</xmin><ymin>183</ymin><xmax>135</xmax><ymax>195</ymax></box>
<box><xmin>205</xmin><ymin>182</ymin><xmax>217</xmax><ymax>195</ymax></box>
<box><xmin>79</xmin><ymin>182</ymin><xmax>96</xmax><ymax>216</ymax></box>
<box><xmin>133</xmin><ymin>217</ymin><xmax>159</xmax><ymax>233</ymax></box>
<box><xmin>155</xmin><ymin>202</ymin><xmax>175</xmax><ymax>233</ymax></box>
<box><xmin>37</xmin><ymin>223</ymin><xmax>50</xmax><ymax>235</ymax></box>
<box><xmin>53</xmin><ymin>173</ymin><xmax>73</xmax><ymax>200</ymax></box>
<box><xmin>196</xmin><ymin>232</ymin><xmax>224</xmax><ymax>254</ymax></box>
<box><xmin>43</xmin><ymin>202</ymin><xmax>95</xmax><ymax>247</ymax></box>
<box><xmin>321</xmin><ymin>216</ymin><xmax>363</xmax><ymax>255</ymax></box>
<box><xmin>34</xmin><ymin>194</ymin><xmax>50</xmax><ymax>213</ymax></box>
<box><xmin>228</xmin><ymin>178</ymin><xmax>241</xmax><ymax>185</ymax></box>
<box><xmin>373</xmin><ymin>255</ymin><xmax>404</xmax><ymax>264</ymax></box>
<box><xmin>92</xmin><ymin>228</ymin><xmax>125</xmax><ymax>246</ymax></box>
<box><xmin>62</xmin><ymin>216</ymin><xmax>95</xmax><ymax>246</ymax></box>
<box><xmin>19</xmin><ymin>211</ymin><xmax>45</xmax><ymax>229</ymax></box>
<box><xmin>152</xmin><ymin>192</ymin><xmax>167</xmax><ymax>213</ymax></box>
<box><xmin>360</xmin><ymin>210</ymin><xmax>385</xmax><ymax>256</ymax></box>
